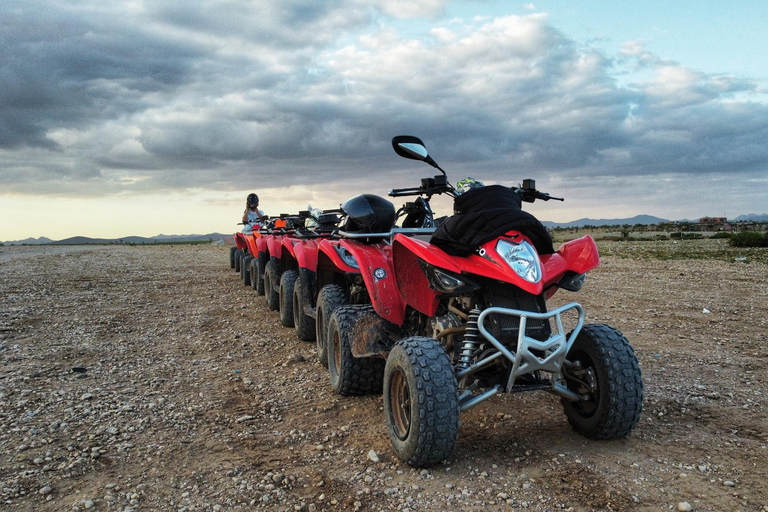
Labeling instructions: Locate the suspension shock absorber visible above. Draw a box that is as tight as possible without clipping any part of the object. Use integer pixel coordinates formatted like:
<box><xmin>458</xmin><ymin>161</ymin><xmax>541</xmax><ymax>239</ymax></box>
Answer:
<box><xmin>457</xmin><ymin>308</ymin><xmax>482</xmax><ymax>370</ymax></box>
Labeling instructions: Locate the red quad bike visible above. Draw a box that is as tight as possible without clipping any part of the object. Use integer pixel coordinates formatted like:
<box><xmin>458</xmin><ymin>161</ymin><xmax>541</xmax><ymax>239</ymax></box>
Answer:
<box><xmin>266</xmin><ymin>207</ymin><xmax>368</xmax><ymax>368</ymax></box>
<box><xmin>320</xmin><ymin>178</ymin><xmax>448</xmax><ymax>395</ymax></box>
<box><xmin>273</xmin><ymin>208</ymin><xmax>350</xmax><ymax>344</ymax></box>
<box><xmin>230</xmin><ymin>216</ymin><xmax>264</xmax><ymax>283</ymax></box>
<box><xmin>259</xmin><ymin>214</ymin><xmax>306</xmax><ymax>312</ymax></box>
<box><xmin>248</xmin><ymin>216</ymin><xmax>292</xmax><ymax>298</ymax></box>
<box><xmin>325</xmin><ymin>136</ymin><xmax>643</xmax><ymax>467</ymax></box>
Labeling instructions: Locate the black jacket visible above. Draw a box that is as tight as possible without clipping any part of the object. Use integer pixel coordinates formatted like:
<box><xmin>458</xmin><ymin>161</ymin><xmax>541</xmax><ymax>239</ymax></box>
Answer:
<box><xmin>430</xmin><ymin>185</ymin><xmax>554</xmax><ymax>256</ymax></box>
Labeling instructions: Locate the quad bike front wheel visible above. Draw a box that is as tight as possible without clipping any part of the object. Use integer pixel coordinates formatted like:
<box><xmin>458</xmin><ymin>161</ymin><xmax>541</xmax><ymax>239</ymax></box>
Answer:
<box><xmin>327</xmin><ymin>305</ymin><xmax>384</xmax><ymax>395</ymax></box>
<box><xmin>561</xmin><ymin>324</ymin><xmax>643</xmax><ymax>439</ymax></box>
<box><xmin>293</xmin><ymin>275</ymin><xmax>316</xmax><ymax>341</ymax></box>
<box><xmin>383</xmin><ymin>337</ymin><xmax>460</xmax><ymax>467</ymax></box>
<box><xmin>263</xmin><ymin>259</ymin><xmax>281</xmax><ymax>311</ymax></box>
<box><xmin>315</xmin><ymin>284</ymin><xmax>348</xmax><ymax>367</ymax></box>
<box><xmin>279</xmin><ymin>270</ymin><xmax>298</xmax><ymax>327</ymax></box>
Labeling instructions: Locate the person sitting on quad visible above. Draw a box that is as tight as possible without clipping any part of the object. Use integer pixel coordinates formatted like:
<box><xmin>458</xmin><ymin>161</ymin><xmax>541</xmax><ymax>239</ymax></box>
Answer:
<box><xmin>241</xmin><ymin>193</ymin><xmax>265</xmax><ymax>234</ymax></box>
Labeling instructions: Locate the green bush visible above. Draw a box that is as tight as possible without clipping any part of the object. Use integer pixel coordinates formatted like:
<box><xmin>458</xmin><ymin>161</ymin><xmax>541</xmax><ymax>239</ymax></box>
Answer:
<box><xmin>710</xmin><ymin>232</ymin><xmax>732</xmax><ymax>239</ymax></box>
<box><xmin>729</xmin><ymin>231</ymin><xmax>768</xmax><ymax>248</ymax></box>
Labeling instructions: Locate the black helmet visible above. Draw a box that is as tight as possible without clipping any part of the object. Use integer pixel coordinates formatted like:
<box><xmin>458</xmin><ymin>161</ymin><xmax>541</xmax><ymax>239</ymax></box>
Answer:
<box><xmin>340</xmin><ymin>194</ymin><xmax>396</xmax><ymax>233</ymax></box>
<box><xmin>247</xmin><ymin>193</ymin><xmax>259</xmax><ymax>206</ymax></box>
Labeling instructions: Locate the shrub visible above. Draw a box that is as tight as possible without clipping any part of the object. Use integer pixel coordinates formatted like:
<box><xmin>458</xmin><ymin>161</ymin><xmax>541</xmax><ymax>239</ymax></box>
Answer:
<box><xmin>729</xmin><ymin>231</ymin><xmax>768</xmax><ymax>248</ymax></box>
<box><xmin>710</xmin><ymin>232</ymin><xmax>732</xmax><ymax>239</ymax></box>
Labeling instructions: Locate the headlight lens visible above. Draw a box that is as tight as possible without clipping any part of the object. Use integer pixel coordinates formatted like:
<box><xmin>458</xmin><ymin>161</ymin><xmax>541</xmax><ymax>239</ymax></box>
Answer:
<box><xmin>336</xmin><ymin>246</ymin><xmax>359</xmax><ymax>269</ymax></box>
<box><xmin>495</xmin><ymin>239</ymin><xmax>541</xmax><ymax>283</ymax></box>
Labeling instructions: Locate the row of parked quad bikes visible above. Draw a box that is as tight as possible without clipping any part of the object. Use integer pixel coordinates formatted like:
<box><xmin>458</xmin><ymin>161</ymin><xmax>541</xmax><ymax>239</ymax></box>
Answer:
<box><xmin>227</xmin><ymin>136</ymin><xmax>643</xmax><ymax>467</ymax></box>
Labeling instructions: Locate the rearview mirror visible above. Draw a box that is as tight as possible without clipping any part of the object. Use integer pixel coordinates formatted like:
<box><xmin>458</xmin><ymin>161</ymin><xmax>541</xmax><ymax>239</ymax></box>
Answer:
<box><xmin>392</xmin><ymin>135</ymin><xmax>443</xmax><ymax>174</ymax></box>
<box><xmin>392</xmin><ymin>135</ymin><xmax>429</xmax><ymax>161</ymax></box>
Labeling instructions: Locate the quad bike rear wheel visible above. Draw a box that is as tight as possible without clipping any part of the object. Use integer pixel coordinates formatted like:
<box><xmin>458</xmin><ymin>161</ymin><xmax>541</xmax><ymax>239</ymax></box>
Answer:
<box><xmin>242</xmin><ymin>255</ymin><xmax>253</xmax><ymax>286</ymax></box>
<box><xmin>251</xmin><ymin>252</ymin><xmax>267</xmax><ymax>295</ymax></box>
<box><xmin>229</xmin><ymin>246</ymin><xmax>237</xmax><ymax>269</ymax></box>
<box><xmin>561</xmin><ymin>324</ymin><xmax>643</xmax><ymax>439</ymax></box>
<box><xmin>327</xmin><ymin>305</ymin><xmax>385</xmax><ymax>395</ymax></box>
<box><xmin>383</xmin><ymin>337</ymin><xmax>460</xmax><ymax>467</ymax></box>
<box><xmin>279</xmin><ymin>271</ymin><xmax>298</xmax><ymax>327</ymax></box>
<box><xmin>293</xmin><ymin>276</ymin><xmax>316</xmax><ymax>341</ymax></box>
<box><xmin>234</xmin><ymin>250</ymin><xmax>242</xmax><ymax>272</ymax></box>
<box><xmin>315</xmin><ymin>284</ymin><xmax>348</xmax><ymax>366</ymax></box>
<box><xmin>249</xmin><ymin>258</ymin><xmax>260</xmax><ymax>291</ymax></box>
<box><xmin>264</xmin><ymin>259</ymin><xmax>281</xmax><ymax>311</ymax></box>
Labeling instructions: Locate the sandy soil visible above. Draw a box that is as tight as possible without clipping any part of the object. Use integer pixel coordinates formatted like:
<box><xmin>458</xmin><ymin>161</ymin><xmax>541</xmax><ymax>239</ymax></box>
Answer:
<box><xmin>1</xmin><ymin>241</ymin><xmax>766</xmax><ymax>512</ymax></box>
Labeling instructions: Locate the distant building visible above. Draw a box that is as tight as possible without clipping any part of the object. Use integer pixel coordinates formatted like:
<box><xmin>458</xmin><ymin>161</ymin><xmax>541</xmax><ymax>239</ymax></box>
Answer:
<box><xmin>694</xmin><ymin>217</ymin><xmax>728</xmax><ymax>232</ymax></box>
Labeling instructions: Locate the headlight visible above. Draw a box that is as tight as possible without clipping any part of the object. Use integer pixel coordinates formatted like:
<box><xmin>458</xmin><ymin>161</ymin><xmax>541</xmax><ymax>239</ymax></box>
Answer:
<box><xmin>417</xmin><ymin>260</ymin><xmax>480</xmax><ymax>294</ymax></box>
<box><xmin>335</xmin><ymin>246</ymin><xmax>359</xmax><ymax>269</ymax></box>
<box><xmin>495</xmin><ymin>239</ymin><xmax>541</xmax><ymax>283</ymax></box>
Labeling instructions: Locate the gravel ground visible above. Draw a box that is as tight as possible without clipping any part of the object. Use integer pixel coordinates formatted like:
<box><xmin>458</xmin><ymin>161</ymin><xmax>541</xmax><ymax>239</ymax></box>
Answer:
<box><xmin>1</xmin><ymin>241</ymin><xmax>767</xmax><ymax>512</ymax></box>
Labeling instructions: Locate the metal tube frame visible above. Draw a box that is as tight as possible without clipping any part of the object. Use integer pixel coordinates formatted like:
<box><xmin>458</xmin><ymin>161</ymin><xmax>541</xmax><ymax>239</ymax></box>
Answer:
<box><xmin>457</xmin><ymin>302</ymin><xmax>587</xmax><ymax>411</ymax></box>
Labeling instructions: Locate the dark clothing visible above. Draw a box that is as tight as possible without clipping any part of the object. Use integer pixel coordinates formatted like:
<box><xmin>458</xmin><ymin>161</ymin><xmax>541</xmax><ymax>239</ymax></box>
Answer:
<box><xmin>430</xmin><ymin>185</ymin><xmax>554</xmax><ymax>256</ymax></box>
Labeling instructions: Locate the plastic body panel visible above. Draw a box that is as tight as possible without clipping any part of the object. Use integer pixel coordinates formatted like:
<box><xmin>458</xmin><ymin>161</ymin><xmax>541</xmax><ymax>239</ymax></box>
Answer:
<box><xmin>389</xmin><ymin>232</ymin><xmax>600</xmax><ymax>321</ymax></box>
<box><xmin>339</xmin><ymin>240</ymin><xmax>406</xmax><ymax>325</ymax></box>
<box><xmin>234</xmin><ymin>232</ymin><xmax>248</xmax><ymax>251</ymax></box>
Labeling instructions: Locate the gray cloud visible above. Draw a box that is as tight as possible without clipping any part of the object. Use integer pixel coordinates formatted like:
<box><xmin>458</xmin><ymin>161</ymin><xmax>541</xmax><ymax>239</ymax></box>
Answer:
<box><xmin>0</xmin><ymin>2</ymin><xmax>766</xmax><ymax>217</ymax></box>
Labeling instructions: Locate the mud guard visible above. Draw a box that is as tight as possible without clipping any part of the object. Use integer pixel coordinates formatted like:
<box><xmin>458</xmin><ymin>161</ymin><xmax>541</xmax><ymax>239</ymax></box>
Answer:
<box><xmin>244</xmin><ymin>233</ymin><xmax>260</xmax><ymax>256</ymax></box>
<box><xmin>350</xmin><ymin>311</ymin><xmax>403</xmax><ymax>358</ymax></box>
<box><xmin>234</xmin><ymin>232</ymin><xmax>248</xmax><ymax>251</ymax></box>
<box><xmin>339</xmin><ymin>240</ymin><xmax>407</xmax><ymax>325</ymax></box>
<box><xmin>266</xmin><ymin>235</ymin><xmax>283</xmax><ymax>259</ymax></box>
<box><xmin>297</xmin><ymin>268</ymin><xmax>317</xmax><ymax>313</ymax></box>
<box><xmin>256</xmin><ymin>235</ymin><xmax>268</xmax><ymax>256</ymax></box>
<box><xmin>293</xmin><ymin>239</ymin><xmax>319</xmax><ymax>272</ymax></box>
<box><xmin>281</xmin><ymin>237</ymin><xmax>299</xmax><ymax>259</ymax></box>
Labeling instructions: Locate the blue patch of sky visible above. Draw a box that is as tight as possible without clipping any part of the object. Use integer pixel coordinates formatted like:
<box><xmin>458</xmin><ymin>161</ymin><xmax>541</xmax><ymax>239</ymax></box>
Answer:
<box><xmin>375</xmin><ymin>1</ymin><xmax>766</xmax><ymax>94</ymax></box>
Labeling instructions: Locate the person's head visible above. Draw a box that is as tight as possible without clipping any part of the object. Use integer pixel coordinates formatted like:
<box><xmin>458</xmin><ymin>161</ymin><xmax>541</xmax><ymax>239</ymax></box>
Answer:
<box><xmin>247</xmin><ymin>193</ymin><xmax>259</xmax><ymax>209</ymax></box>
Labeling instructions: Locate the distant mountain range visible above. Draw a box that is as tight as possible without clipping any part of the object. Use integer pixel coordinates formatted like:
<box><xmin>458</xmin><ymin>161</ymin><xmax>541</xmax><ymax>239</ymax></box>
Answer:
<box><xmin>733</xmin><ymin>213</ymin><xmax>768</xmax><ymax>222</ymax></box>
<box><xmin>2</xmin><ymin>233</ymin><xmax>230</xmax><ymax>246</ymax></box>
<box><xmin>3</xmin><ymin>213</ymin><xmax>767</xmax><ymax>244</ymax></box>
<box><xmin>541</xmin><ymin>213</ymin><xmax>768</xmax><ymax>228</ymax></box>
<box><xmin>540</xmin><ymin>214</ymin><xmax>670</xmax><ymax>229</ymax></box>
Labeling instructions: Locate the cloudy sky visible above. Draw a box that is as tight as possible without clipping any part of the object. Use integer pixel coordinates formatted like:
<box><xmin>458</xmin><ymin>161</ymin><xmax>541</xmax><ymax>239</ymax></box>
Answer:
<box><xmin>1</xmin><ymin>0</ymin><xmax>766</xmax><ymax>240</ymax></box>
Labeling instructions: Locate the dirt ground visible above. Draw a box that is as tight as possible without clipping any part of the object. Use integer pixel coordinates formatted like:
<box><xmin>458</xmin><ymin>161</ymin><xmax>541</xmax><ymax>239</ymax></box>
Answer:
<box><xmin>1</xmin><ymin>241</ymin><xmax>767</xmax><ymax>512</ymax></box>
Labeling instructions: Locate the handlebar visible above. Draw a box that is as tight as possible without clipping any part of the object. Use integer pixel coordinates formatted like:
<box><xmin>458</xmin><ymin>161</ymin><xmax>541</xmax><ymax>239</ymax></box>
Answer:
<box><xmin>515</xmin><ymin>178</ymin><xmax>564</xmax><ymax>203</ymax></box>
<box><xmin>388</xmin><ymin>175</ymin><xmax>455</xmax><ymax>199</ymax></box>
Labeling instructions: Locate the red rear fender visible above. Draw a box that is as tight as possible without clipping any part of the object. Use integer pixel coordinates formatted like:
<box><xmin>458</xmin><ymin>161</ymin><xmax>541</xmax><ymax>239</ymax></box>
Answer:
<box><xmin>266</xmin><ymin>235</ymin><xmax>283</xmax><ymax>258</ymax></box>
<box><xmin>234</xmin><ymin>233</ymin><xmax>248</xmax><ymax>251</ymax></box>
<box><xmin>340</xmin><ymin>240</ymin><xmax>406</xmax><ymax>325</ymax></box>
<box><xmin>317</xmin><ymin>240</ymin><xmax>359</xmax><ymax>273</ymax></box>
<box><xmin>282</xmin><ymin>236</ymin><xmax>299</xmax><ymax>259</ymax></box>
<box><xmin>244</xmin><ymin>234</ymin><xmax>259</xmax><ymax>255</ymax></box>
<box><xmin>256</xmin><ymin>236</ymin><xmax>268</xmax><ymax>255</ymax></box>
<box><xmin>293</xmin><ymin>239</ymin><xmax>320</xmax><ymax>271</ymax></box>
